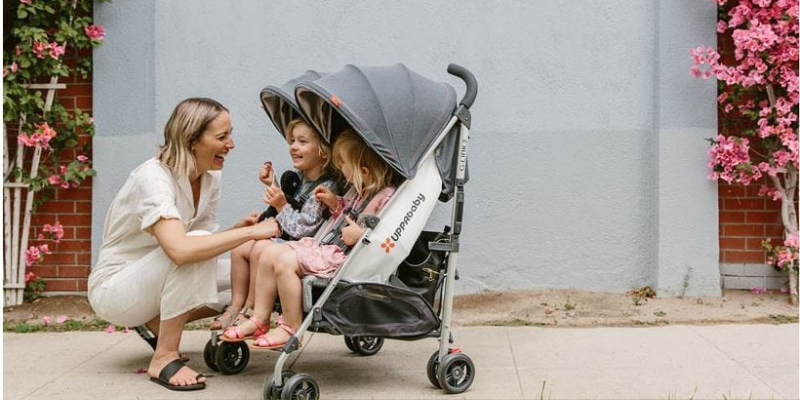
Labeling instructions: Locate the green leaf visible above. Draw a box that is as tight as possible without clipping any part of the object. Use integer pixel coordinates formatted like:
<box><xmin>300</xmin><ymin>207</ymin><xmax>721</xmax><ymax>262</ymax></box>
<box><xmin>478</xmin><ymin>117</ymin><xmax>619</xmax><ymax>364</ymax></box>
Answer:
<box><xmin>17</xmin><ymin>9</ymin><xmax>28</xmax><ymax>19</ymax></box>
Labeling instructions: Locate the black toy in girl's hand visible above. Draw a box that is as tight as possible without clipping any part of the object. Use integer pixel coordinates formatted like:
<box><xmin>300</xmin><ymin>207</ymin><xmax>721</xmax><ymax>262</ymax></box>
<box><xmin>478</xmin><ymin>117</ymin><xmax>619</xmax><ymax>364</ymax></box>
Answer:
<box><xmin>257</xmin><ymin>170</ymin><xmax>302</xmax><ymax>222</ymax></box>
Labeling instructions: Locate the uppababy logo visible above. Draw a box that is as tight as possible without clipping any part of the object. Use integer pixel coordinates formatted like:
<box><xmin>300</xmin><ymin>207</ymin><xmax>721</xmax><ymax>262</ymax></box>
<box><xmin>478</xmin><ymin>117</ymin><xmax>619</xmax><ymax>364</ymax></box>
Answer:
<box><xmin>389</xmin><ymin>193</ymin><xmax>426</xmax><ymax>242</ymax></box>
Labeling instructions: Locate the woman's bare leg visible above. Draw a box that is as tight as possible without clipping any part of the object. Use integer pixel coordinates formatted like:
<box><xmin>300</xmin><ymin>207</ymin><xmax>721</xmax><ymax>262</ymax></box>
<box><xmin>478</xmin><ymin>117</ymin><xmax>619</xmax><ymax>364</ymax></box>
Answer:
<box><xmin>148</xmin><ymin>311</ymin><xmax>206</xmax><ymax>387</ymax></box>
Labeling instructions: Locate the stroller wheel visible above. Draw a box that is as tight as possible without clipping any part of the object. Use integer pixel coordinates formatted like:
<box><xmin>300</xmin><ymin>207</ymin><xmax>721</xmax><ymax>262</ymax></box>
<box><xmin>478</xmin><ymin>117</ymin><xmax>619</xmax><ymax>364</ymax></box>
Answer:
<box><xmin>426</xmin><ymin>351</ymin><xmax>442</xmax><ymax>388</ymax></box>
<box><xmin>348</xmin><ymin>336</ymin><xmax>384</xmax><ymax>356</ymax></box>
<box><xmin>343</xmin><ymin>336</ymin><xmax>357</xmax><ymax>352</ymax></box>
<box><xmin>203</xmin><ymin>339</ymin><xmax>220</xmax><ymax>372</ymax></box>
<box><xmin>436</xmin><ymin>351</ymin><xmax>475</xmax><ymax>394</ymax></box>
<box><xmin>215</xmin><ymin>341</ymin><xmax>250</xmax><ymax>375</ymax></box>
<box><xmin>262</xmin><ymin>370</ymin><xmax>296</xmax><ymax>400</ymax></box>
<box><xmin>280</xmin><ymin>373</ymin><xmax>319</xmax><ymax>400</ymax></box>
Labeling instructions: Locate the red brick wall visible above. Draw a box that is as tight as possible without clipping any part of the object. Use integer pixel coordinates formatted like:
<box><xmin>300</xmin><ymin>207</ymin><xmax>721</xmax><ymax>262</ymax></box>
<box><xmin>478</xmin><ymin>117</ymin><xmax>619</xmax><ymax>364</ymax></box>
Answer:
<box><xmin>27</xmin><ymin>47</ymin><xmax>94</xmax><ymax>293</ymax></box>
<box><xmin>715</xmin><ymin>6</ymin><xmax>784</xmax><ymax>266</ymax></box>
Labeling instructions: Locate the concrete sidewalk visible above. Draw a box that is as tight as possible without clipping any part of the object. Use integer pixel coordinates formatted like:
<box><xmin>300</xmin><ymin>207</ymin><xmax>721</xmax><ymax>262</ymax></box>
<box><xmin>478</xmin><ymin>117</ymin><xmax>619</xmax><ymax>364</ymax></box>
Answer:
<box><xmin>4</xmin><ymin>324</ymin><xmax>798</xmax><ymax>399</ymax></box>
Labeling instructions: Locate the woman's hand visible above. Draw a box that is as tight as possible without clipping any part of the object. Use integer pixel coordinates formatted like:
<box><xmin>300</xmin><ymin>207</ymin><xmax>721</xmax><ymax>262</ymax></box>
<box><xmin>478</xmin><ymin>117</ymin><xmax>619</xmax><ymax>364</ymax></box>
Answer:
<box><xmin>259</xmin><ymin>161</ymin><xmax>274</xmax><ymax>186</ymax></box>
<box><xmin>340</xmin><ymin>215</ymin><xmax>365</xmax><ymax>246</ymax></box>
<box><xmin>314</xmin><ymin>186</ymin><xmax>338</xmax><ymax>212</ymax></box>
<box><xmin>263</xmin><ymin>183</ymin><xmax>287</xmax><ymax>211</ymax></box>
<box><xmin>252</xmin><ymin>218</ymin><xmax>281</xmax><ymax>240</ymax></box>
<box><xmin>233</xmin><ymin>211</ymin><xmax>260</xmax><ymax>229</ymax></box>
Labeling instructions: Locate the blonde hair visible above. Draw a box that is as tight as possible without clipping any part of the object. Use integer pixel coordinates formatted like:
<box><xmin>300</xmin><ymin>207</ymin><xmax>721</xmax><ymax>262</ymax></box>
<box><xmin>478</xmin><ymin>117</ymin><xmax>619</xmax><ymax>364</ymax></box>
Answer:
<box><xmin>285</xmin><ymin>118</ymin><xmax>332</xmax><ymax>172</ymax></box>
<box><xmin>332</xmin><ymin>129</ymin><xmax>396</xmax><ymax>197</ymax></box>
<box><xmin>158</xmin><ymin>98</ymin><xmax>229</xmax><ymax>177</ymax></box>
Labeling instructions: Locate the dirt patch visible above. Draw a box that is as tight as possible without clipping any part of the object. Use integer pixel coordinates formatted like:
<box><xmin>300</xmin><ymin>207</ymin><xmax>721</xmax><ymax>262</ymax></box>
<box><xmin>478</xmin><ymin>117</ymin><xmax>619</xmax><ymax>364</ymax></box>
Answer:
<box><xmin>453</xmin><ymin>288</ymin><xmax>798</xmax><ymax>327</ymax></box>
<box><xmin>3</xmin><ymin>289</ymin><xmax>798</xmax><ymax>328</ymax></box>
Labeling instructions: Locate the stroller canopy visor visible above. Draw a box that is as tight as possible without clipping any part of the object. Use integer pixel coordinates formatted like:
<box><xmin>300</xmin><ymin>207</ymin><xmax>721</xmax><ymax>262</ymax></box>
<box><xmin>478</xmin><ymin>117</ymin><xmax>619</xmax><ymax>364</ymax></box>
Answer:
<box><xmin>295</xmin><ymin>64</ymin><xmax>457</xmax><ymax>180</ymax></box>
<box><xmin>260</xmin><ymin>70</ymin><xmax>325</xmax><ymax>140</ymax></box>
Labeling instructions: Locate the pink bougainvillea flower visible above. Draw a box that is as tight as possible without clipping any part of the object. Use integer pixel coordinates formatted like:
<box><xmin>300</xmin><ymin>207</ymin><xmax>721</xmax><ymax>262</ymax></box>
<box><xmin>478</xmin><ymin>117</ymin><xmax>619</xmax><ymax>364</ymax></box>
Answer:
<box><xmin>56</xmin><ymin>315</ymin><xmax>69</xmax><ymax>324</ymax></box>
<box><xmin>15</xmin><ymin>46</ymin><xmax>20</xmax><ymax>56</ymax></box>
<box><xmin>32</xmin><ymin>41</ymin><xmax>46</xmax><ymax>59</ymax></box>
<box><xmin>42</xmin><ymin>222</ymin><xmax>64</xmax><ymax>242</ymax></box>
<box><xmin>85</xmin><ymin>25</ymin><xmax>105</xmax><ymax>41</ymax></box>
<box><xmin>17</xmin><ymin>133</ymin><xmax>37</xmax><ymax>147</ymax></box>
<box><xmin>10</xmin><ymin>62</ymin><xmax>18</xmax><ymax>73</ymax></box>
<box><xmin>24</xmin><ymin>271</ymin><xmax>38</xmax><ymax>283</ymax></box>
<box><xmin>48</xmin><ymin>175</ymin><xmax>61</xmax><ymax>185</ymax></box>
<box><xmin>25</xmin><ymin>246</ymin><xmax>42</xmax><ymax>266</ymax></box>
<box><xmin>20</xmin><ymin>0</ymin><xmax>31</xmax><ymax>4</ymax></box>
<box><xmin>59</xmin><ymin>165</ymin><xmax>67</xmax><ymax>174</ymax></box>
<box><xmin>780</xmin><ymin>286</ymin><xmax>789</xmax><ymax>293</ymax></box>
<box><xmin>60</xmin><ymin>182</ymin><xmax>70</xmax><ymax>189</ymax></box>
<box><xmin>104</xmin><ymin>324</ymin><xmax>116</xmax><ymax>333</ymax></box>
<box><xmin>123</xmin><ymin>326</ymin><xmax>130</xmax><ymax>333</ymax></box>
<box><xmin>38</xmin><ymin>244</ymin><xmax>51</xmax><ymax>255</ymax></box>
<box><xmin>42</xmin><ymin>316</ymin><xmax>52</xmax><ymax>325</ymax></box>
<box><xmin>749</xmin><ymin>287</ymin><xmax>767</xmax><ymax>294</ymax></box>
<box><xmin>77</xmin><ymin>155</ymin><xmax>89</xmax><ymax>162</ymax></box>
<box><xmin>48</xmin><ymin>42</ymin><xmax>65</xmax><ymax>60</ymax></box>
<box><xmin>134</xmin><ymin>368</ymin><xmax>148</xmax><ymax>374</ymax></box>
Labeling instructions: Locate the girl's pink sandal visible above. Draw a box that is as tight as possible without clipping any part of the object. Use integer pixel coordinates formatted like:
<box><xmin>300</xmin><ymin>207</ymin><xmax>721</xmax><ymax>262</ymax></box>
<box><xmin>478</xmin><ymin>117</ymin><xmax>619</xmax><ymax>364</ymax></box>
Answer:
<box><xmin>220</xmin><ymin>316</ymin><xmax>268</xmax><ymax>342</ymax></box>
<box><xmin>250</xmin><ymin>324</ymin><xmax>302</xmax><ymax>350</ymax></box>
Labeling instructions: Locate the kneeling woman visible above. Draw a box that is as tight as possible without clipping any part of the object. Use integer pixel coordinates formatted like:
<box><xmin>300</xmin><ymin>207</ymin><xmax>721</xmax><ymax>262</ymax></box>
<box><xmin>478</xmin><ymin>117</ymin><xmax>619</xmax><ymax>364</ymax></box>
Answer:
<box><xmin>88</xmin><ymin>98</ymin><xmax>280</xmax><ymax>391</ymax></box>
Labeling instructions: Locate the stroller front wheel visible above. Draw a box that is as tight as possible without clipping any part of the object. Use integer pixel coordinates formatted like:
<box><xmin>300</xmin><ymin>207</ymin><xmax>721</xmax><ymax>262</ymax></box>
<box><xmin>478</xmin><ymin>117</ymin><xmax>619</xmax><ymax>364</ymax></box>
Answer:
<box><xmin>203</xmin><ymin>339</ymin><xmax>220</xmax><ymax>372</ymax></box>
<box><xmin>280</xmin><ymin>373</ymin><xmax>319</xmax><ymax>400</ymax></box>
<box><xmin>262</xmin><ymin>370</ymin><xmax>296</xmax><ymax>400</ymax></box>
<box><xmin>436</xmin><ymin>351</ymin><xmax>475</xmax><ymax>394</ymax></box>
<box><xmin>215</xmin><ymin>341</ymin><xmax>250</xmax><ymax>375</ymax></box>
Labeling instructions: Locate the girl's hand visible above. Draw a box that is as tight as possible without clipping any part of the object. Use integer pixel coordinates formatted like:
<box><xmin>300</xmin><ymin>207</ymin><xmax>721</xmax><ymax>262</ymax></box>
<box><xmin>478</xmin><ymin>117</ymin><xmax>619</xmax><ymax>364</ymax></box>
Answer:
<box><xmin>263</xmin><ymin>184</ymin><xmax>288</xmax><ymax>210</ymax></box>
<box><xmin>340</xmin><ymin>215</ymin><xmax>365</xmax><ymax>246</ymax></box>
<box><xmin>259</xmin><ymin>161</ymin><xmax>274</xmax><ymax>186</ymax></box>
<box><xmin>314</xmin><ymin>186</ymin><xmax>338</xmax><ymax>211</ymax></box>
<box><xmin>234</xmin><ymin>211</ymin><xmax>261</xmax><ymax>229</ymax></box>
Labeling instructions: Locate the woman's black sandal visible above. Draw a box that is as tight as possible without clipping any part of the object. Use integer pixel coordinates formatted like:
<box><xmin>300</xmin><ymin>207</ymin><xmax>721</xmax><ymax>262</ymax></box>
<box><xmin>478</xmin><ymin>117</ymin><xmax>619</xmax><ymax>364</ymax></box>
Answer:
<box><xmin>149</xmin><ymin>358</ymin><xmax>206</xmax><ymax>391</ymax></box>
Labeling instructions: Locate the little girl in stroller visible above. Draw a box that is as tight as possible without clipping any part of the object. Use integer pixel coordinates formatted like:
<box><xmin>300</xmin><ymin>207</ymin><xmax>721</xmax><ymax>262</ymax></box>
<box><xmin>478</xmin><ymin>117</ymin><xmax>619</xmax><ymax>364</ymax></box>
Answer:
<box><xmin>209</xmin><ymin>118</ymin><xmax>338</xmax><ymax>331</ymax></box>
<box><xmin>220</xmin><ymin>129</ymin><xmax>400</xmax><ymax>347</ymax></box>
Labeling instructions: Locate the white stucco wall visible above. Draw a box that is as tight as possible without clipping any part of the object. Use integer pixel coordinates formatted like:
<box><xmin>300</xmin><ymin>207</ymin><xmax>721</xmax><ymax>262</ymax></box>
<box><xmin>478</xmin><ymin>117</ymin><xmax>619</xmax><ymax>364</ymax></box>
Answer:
<box><xmin>93</xmin><ymin>0</ymin><xmax>719</xmax><ymax>296</ymax></box>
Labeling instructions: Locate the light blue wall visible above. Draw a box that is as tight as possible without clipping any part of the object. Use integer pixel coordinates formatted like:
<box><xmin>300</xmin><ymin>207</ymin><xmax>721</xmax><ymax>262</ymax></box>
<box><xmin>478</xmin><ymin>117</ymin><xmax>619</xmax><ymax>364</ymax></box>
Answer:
<box><xmin>93</xmin><ymin>0</ymin><xmax>720</xmax><ymax>296</ymax></box>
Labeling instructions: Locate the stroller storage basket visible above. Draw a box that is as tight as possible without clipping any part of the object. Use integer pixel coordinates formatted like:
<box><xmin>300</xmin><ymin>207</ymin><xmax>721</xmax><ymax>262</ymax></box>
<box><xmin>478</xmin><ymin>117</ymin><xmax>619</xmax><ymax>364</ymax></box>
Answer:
<box><xmin>321</xmin><ymin>283</ymin><xmax>439</xmax><ymax>338</ymax></box>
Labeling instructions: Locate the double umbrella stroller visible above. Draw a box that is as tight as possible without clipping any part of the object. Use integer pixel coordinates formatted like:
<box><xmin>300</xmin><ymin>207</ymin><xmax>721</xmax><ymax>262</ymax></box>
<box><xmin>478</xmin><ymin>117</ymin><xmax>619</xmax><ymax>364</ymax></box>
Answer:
<box><xmin>204</xmin><ymin>63</ymin><xmax>479</xmax><ymax>400</ymax></box>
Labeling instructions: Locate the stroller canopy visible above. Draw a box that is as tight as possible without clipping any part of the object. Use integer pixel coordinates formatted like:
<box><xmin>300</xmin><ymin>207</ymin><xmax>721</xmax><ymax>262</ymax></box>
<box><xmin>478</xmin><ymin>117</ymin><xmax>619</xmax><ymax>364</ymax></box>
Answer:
<box><xmin>295</xmin><ymin>64</ymin><xmax>457</xmax><ymax>180</ymax></box>
<box><xmin>260</xmin><ymin>70</ymin><xmax>325</xmax><ymax>140</ymax></box>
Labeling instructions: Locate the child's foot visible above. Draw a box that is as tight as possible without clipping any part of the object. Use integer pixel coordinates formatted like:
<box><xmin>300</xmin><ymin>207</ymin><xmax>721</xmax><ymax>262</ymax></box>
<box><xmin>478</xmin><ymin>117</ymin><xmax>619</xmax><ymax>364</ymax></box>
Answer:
<box><xmin>251</xmin><ymin>324</ymin><xmax>301</xmax><ymax>350</ymax></box>
<box><xmin>208</xmin><ymin>305</ymin><xmax>240</xmax><ymax>331</ymax></box>
<box><xmin>220</xmin><ymin>316</ymin><xmax>268</xmax><ymax>342</ymax></box>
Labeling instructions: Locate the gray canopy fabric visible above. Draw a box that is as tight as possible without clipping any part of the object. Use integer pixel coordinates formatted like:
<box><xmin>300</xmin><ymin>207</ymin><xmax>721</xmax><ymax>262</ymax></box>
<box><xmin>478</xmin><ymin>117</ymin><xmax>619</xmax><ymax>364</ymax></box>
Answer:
<box><xmin>260</xmin><ymin>70</ymin><xmax>324</xmax><ymax>140</ymax></box>
<box><xmin>295</xmin><ymin>64</ymin><xmax>457</xmax><ymax>182</ymax></box>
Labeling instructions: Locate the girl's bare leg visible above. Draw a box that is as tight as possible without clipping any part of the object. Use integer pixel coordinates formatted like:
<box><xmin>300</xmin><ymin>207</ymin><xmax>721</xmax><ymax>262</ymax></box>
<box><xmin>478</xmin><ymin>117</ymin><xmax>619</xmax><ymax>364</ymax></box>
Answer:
<box><xmin>225</xmin><ymin>244</ymin><xmax>285</xmax><ymax>337</ymax></box>
<box><xmin>244</xmin><ymin>239</ymin><xmax>274</xmax><ymax>309</ymax></box>
<box><xmin>210</xmin><ymin>240</ymin><xmax>254</xmax><ymax>330</ymax></box>
<box><xmin>259</xmin><ymin>246</ymin><xmax>303</xmax><ymax>345</ymax></box>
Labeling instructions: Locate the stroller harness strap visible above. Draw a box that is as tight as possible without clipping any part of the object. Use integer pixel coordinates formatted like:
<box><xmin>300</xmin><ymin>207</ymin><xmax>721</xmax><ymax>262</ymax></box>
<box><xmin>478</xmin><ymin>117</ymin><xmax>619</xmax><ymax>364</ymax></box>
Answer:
<box><xmin>319</xmin><ymin>192</ymin><xmax>377</xmax><ymax>252</ymax></box>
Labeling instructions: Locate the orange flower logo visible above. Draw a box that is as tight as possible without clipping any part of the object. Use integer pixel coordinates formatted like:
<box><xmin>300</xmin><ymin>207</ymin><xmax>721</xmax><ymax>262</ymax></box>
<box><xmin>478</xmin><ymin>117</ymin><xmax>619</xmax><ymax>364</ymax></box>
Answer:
<box><xmin>330</xmin><ymin>94</ymin><xmax>342</xmax><ymax>108</ymax></box>
<box><xmin>381</xmin><ymin>237</ymin><xmax>395</xmax><ymax>253</ymax></box>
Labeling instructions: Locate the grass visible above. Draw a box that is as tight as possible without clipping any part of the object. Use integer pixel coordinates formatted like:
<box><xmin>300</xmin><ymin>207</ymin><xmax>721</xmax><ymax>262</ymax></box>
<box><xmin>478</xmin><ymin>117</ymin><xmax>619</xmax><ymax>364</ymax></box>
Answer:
<box><xmin>768</xmin><ymin>314</ymin><xmax>799</xmax><ymax>324</ymax></box>
<box><xmin>3</xmin><ymin>317</ymin><xmax>213</xmax><ymax>333</ymax></box>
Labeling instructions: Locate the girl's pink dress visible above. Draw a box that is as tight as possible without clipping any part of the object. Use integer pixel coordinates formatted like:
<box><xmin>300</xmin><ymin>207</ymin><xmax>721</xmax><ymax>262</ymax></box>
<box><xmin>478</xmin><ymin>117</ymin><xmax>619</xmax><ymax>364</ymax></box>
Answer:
<box><xmin>287</xmin><ymin>187</ymin><xmax>395</xmax><ymax>278</ymax></box>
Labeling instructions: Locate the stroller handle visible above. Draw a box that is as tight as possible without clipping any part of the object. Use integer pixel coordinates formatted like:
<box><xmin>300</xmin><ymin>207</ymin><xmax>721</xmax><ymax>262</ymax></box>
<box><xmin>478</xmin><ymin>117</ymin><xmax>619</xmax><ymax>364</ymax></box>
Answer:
<box><xmin>447</xmin><ymin>63</ymin><xmax>478</xmax><ymax>109</ymax></box>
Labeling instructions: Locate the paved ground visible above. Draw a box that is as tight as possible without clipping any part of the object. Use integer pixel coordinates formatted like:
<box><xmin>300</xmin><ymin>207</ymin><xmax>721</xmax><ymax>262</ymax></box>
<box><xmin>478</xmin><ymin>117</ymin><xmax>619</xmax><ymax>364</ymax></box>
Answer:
<box><xmin>3</xmin><ymin>324</ymin><xmax>798</xmax><ymax>399</ymax></box>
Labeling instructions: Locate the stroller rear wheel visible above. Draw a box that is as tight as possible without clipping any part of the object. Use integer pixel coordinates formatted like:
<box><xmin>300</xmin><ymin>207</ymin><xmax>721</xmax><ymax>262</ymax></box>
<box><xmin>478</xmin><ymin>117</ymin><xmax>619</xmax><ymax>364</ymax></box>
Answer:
<box><xmin>203</xmin><ymin>339</ymin><xmax>220</xmax><ymax>372</ymax></box>
<box><xmin>436</xmin><ymin>351</ymin><xmax>475</xmax><ymax>394</ymax></box>
<box><xmin>280</xmin><ymin>373</ymin><xmax>319</xmax><ymax>400</ymax></box>
<box><xmin>215</xmin><ymin>341</ymin><xmax>250</xmax><ymax>375</ymax></box>
<box><xmin>344</xmin><ymin>336</ymin><xmax>384</xmax><ymax>356</ymax></box>
<box><xmin>426</xmin><ymin>350</ymin><xmax>442</xmax><ymax>388</ymax></box>
<box><xmin>262</xmin><ymin>370</ymin><xmax>296</xmax><ymax>400</ymax></box>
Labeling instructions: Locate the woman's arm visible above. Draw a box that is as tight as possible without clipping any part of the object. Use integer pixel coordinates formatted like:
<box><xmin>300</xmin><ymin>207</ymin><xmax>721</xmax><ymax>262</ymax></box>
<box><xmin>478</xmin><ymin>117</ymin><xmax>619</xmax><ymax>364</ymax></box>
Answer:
<box><xmin>152</xmin><ymin>217</ymin><xmax>280</xmax><ymax>266</ymax></box>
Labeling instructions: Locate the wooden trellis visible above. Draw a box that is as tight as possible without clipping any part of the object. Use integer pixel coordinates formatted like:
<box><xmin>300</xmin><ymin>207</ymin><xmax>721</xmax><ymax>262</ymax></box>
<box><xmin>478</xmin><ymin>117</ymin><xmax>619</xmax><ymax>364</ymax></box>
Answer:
<box><xmin>3</xmin><ymin>78</ymin><xmax>67</xmax><ymax>306</ymax></box>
